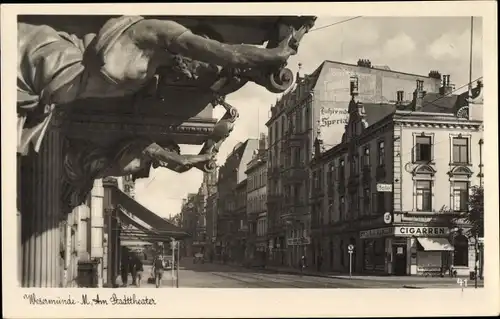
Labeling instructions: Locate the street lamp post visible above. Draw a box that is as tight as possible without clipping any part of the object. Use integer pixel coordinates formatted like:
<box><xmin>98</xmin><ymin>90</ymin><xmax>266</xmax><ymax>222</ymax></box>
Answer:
<box><xmin>451</xmin><ymin>226</ymin><xmax>479</xmax><ymax>289</ymax></box>
<box><xmin>474</xmin><ymin>233</ymin><xmax>478</xmax><ymax>289</ymax></box>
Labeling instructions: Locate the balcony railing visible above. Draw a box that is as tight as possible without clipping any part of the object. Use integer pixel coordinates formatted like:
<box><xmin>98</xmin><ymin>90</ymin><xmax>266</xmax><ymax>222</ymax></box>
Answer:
<box><xmin>280</xmin><ymin>205</ymin><xmax>308</xmax><ymax>219</ymax></box>
<box><xmin>376</xmin><ymin>165</ymin><xmax>386</xmax><ymax>180</ymax></box>
<box><xmin>362</xmin><ymin>166</ymin><xmax>371</xmax><ymax>183</ymax></box>
<box><xmin>283</xmin><ymin>166</ymin><xmax>308</xmax><ymax>183</ymax></box>
<box><xmin>269</xmin><ymin>166</ymin><xmax>280</xmax><ymax>178</ymax></box>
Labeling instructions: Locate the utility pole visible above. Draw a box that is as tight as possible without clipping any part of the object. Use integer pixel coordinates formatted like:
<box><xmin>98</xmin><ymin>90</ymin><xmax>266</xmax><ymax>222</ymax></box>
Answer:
<box><xmin>478</xmin><ymin>138</ymin><xmax>484</xmax><ymax>281</ymax></box>
<box><xmin>468</xmin><ymin>16</ymin><xmax>474</xmax><ymax>100</ymax></box>
<box><xmin>171</xmin><ymin>238</ymin><xmax>176</xmax><ymax>288</ymax></box>
<box><xmin>176</xmin><ymin>241</ymin><xmax>180</xmax><ymax>288</ymax></box>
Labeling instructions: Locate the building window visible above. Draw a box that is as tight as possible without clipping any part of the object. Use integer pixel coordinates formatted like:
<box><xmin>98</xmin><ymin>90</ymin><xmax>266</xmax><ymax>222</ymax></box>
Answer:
<box><xmin>453</xmin><ymin>181</ymin><xmax>469</xmax><ymax>212</ymax></box>
<box><xmin>305</xmin><ymin>106</ymin><xmax>310</xmax><ymax>130</ymax></box>
<box><xmin>378</xmin><ymin>141</ymin><xmax>385</xmax><ymax>166</ymax></box>
<box><xmin>340</xmin><ymin>196</ymin><xmax>345</xmax><ymax>220</ymax></box>
<box><xmin>363</xmin><ymin>188</ymin><xmax>370</xmax><ymax>215</ymax></box>
<box><xmin>452</xmin><ymin>137</ymin><xmax>469</xmax><ymax>164</ymax></box>
<box><xmin>453</xmin><ymin>235</ymin><xmax>469</xmax><ymax>267</ymax></box>
<box><xmin>350</xmin><ymin>156</ymin><xmax>358</xmax><ymax>175</ymax></box>
<box><xmin>415</xmin><ymin>136</ymin><xmax>433</xmax><ymax>162</ymax></box>
<box><xmin>327</xmin><ymin>163</ymin><xmax>334</xmax><ymax>193</ymax></box>
<box><xmin>363</xmin><ymin>146</ymin><xmax>370</xmax><ymax>167</ymax></box>
<box><xmin>377</xmin><ymin>192</ymin><xmax>385</xmax><ymax>214</ymax></box>
<box><xmin>327</xmin><ymin>199</ymin><xmax>333</xmax><ymax>222</ymax></box>
<box><xmin>281</xmin><ymin>117</ymin><xmax>286</xmax><ymax>137</ymax></box>
<box><xmin>416</xmin><ymin>180</ymin><xmax>432</xmax><ymax>211</ymax></box>
<box><xmin>339</xmin><ymin>159</ymin><xmax>345</xmax><ymax>182</ymax></box>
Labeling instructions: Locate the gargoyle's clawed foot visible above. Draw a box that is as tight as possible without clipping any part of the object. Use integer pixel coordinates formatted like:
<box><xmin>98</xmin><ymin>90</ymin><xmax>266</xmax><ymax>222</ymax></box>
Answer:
<box><xmin>194</xmin><ymin>159</ymin><xmax>218</xmax><ymax>173</ymax></box>
<box><xmin>265</xmin><ymin>68</ymin><xmax>294</xmax><ymax>93</ymax></box>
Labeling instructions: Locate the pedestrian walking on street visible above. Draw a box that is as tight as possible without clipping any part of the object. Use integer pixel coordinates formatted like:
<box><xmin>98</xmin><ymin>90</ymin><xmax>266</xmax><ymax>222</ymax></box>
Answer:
<box><xmin>300</xmin><ymin>255</ymin><xmax>307</xmax><ymax>275</ymax></box>
<box><xmin>129</xmin><ymin>255</ymin><xmax>137</xmax><ymax>286</ymax></box>
<box><xmin>317</xmin><ymin>255</ymin><xmax>323</xmax><ymax>272</ymax></box>
<box><xmin>153</xmin><ymin>255</ymin><xmax>165</xmax><ymax>288</ymax></box>
<box><xmin>133</xmin><ymin>255</ymin><xmax>144</xmax><ymax>287</ymax></box>
<box><xmin>120</xmin><ymin>260</ymin><xmax>130</xmax><ymax>287</ymax></box>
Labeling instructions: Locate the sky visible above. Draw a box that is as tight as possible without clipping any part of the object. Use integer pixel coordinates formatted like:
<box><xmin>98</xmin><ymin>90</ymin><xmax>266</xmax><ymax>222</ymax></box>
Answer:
<box><xmin>133</xmin><ymin>16</ymin><xmax>483</xmax><ymax>218</ymax></box>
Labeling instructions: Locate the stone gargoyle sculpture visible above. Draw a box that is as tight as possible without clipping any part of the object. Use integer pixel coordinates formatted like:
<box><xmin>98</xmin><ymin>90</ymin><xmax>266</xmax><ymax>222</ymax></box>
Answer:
<box><xmin>61</xmin><ymin>136</ymin><xmax>215</xmax><ymax>210</ymax></box>
<box><xmin>17</xmin><ymin>15</ymin><xmax>316</xmax><ymax>204</ymax></box>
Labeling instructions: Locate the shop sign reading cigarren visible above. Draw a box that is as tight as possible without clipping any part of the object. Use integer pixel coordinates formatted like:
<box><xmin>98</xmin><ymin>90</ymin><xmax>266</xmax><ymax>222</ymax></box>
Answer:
<box><xmin>360</xmin><ymin>226</ymin><xmax>449</xmax><ymax>238</ymax></box>
<box><xmin>394</xmin><ymin>226</ymin><xmax>449</xmax><ymax>237</ymax></box>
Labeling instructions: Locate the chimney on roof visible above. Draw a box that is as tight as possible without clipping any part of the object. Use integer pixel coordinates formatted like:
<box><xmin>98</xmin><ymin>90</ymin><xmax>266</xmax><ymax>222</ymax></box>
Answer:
<box><xmin>396</xmin><ymin>90</ymin><xmax>404</xmax><ymax>104</ymax></box>
<box><xmin>259</xmin><ymin>133</ymin><xmax>267</xmax><ymax>151</ymax></box>
<box><xmin>350</xmin><ymin>75</ymin><xmax>359</xmax><ymax>98</ymax></box>
<box><xmin>357</xmin><ymin>59</ymin><xmax>372</xmax><ymax>68</ymax></box>
<box><xmin>439</xmin><ymin>74</ymin><xmax>453</xmax><ymax>96</ymax></box>
<box><xmin>414</xmin><ymin>80</ymin><xmax>425</xmax><ymax>111</ymax></box>
<box><xmin>428</xmin><ymin>70</ymin><xmax>442</xmax><ymax>79</ymax></box>
<box><xmin>296</xmin><ymin>62</ymin><xmax>303</xmax><ymax>83</ymax></box>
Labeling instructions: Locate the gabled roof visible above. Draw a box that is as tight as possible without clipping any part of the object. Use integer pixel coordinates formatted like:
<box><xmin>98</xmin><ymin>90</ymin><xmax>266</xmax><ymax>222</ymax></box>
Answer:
<box><xmin>362</xmin><ymin>103</ymin><xmax>397</xmax><ymax>126</ymax></box>
<box><xmin>420</xmin><ymin>93</ymin><xmax>459</xmax><ymax>113</ymax></box>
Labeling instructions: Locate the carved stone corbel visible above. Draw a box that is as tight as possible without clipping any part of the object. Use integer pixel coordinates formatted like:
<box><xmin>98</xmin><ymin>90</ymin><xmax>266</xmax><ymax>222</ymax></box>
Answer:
<box><xmin>195</xmin><ymin>95</ymin><xmax>239</xmax><ymax>173</ymax></box>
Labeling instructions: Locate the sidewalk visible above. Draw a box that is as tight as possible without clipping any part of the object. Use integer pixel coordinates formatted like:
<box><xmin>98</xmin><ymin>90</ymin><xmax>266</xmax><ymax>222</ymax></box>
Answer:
<box><xmin>115</xmin><ymin>265</ymin><xmax>175</xmax><ymax>288</ymax></box>
<box><xmin>213</xmin><ymin>261</ymin><xmax>484</xmax><ymax>285</ymax></box>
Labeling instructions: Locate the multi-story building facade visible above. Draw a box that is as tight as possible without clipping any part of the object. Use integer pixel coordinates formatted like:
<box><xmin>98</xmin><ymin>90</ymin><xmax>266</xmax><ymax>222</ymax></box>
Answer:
<box><xmin>245</xmin><ymin>134</ymin><xmax>268</xmax><ymax>265</ymax></box>
<box><xmin>180</xmin><ymin>171</ymin><xmax>218</xmax><ymax>258</ymax></box>
<box><xmin>309</xmin><ymin>74</ymin><xmax>484</xmax><ymax>276</ymax></box>
<box><xmin>205</xmin><ymin>191</ymin><xmax>218</xmax><ymax>260</ymax></box>
<box><xmin>266</xmin><ymin>60</ymin><xmax>442</xmax><ymax>268</ymax></box>
<box><xmin>216</xmin><ymin>139</ymin><xmax>259</xmax><ymax>263</ymax></box>
<box><xmin>180</xmin><ymin>193</ymin><xmax>200</xmax><ymax>257</ymax></box>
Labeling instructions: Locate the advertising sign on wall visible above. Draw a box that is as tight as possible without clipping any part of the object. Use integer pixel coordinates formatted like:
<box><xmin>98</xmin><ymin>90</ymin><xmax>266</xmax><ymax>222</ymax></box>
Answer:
<box><xmin>359</xmin><ymin>227</ymin><xmax>395</xmax><ymax>239</ymax></box>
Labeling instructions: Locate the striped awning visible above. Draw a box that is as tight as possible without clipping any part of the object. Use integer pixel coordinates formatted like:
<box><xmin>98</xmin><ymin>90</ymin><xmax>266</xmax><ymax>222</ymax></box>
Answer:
<box><xmin>111</xmin><ymin>187</ymin><xmax>190</xmax><ymax>241</ymax></box>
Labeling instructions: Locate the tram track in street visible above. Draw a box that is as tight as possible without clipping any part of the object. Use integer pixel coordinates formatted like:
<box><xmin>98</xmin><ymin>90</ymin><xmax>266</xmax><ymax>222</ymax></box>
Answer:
<box><xmin>209</xmin><ymin>271</ymin><xmax>307</xmax><ymax>288</ymax></box>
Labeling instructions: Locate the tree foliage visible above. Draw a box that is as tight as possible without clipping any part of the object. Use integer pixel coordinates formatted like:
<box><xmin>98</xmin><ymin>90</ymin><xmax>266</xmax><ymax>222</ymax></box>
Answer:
<box><xmin>165</xmin><ymin>214</ymin><xmax>182</xmax><ymax>227</ymax></box>
<box><xmin>454</xmin><ymin>185</ymin><xmax>484</xmax><ymax>237</ymax></box>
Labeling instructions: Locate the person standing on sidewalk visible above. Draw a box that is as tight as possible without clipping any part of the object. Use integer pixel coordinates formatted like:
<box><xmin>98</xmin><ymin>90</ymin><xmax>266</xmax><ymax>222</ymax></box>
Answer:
<box><xmin>153</xmin><ymin>255</ymin><xmax>165</xmax><ymax>288</ymax></box>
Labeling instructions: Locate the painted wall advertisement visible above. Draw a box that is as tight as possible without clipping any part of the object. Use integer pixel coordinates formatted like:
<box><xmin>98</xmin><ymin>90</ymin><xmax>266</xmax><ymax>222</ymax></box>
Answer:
<box><xmin>319</xmin><ymin>107</ymin><xmax>349</xmax><ymax>147</ymax></box>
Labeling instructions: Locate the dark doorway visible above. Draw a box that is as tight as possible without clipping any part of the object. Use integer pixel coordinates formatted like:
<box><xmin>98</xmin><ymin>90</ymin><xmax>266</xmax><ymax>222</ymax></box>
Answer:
<box><xmin>393</xmin><ymin>245</ymin><xmax>407</xmax><ymax>276</ymax></box>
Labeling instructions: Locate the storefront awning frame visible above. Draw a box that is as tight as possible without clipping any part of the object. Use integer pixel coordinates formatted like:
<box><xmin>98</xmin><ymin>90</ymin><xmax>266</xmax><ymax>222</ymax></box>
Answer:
<box><xmin>417</xmin><ymin>237</ymin><xmax>454</xmax><ymax>251</ymax></box>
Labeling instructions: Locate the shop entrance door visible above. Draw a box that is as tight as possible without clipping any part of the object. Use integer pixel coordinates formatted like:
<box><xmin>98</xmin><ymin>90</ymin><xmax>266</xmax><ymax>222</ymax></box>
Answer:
<box><xmin>393</xmin><ymin>245</ymin><xmax>407</xmax><ymax>276</ymax></box>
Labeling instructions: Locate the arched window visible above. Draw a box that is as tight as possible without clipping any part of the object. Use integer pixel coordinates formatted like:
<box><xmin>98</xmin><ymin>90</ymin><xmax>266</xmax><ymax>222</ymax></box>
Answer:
<box><xmin>413</xmin><ymin>164</ymin><xmax>436</xmax><ymax>212</ymax></box>
<box><xmin>448</xmin><ymin>166</ymin><xmax>473</xmax><ymax>212</ymax></box>
<box><xmin>453</xmin><ymin>235</ymin><xmax>469</xmax><ymax>267</ymax></box>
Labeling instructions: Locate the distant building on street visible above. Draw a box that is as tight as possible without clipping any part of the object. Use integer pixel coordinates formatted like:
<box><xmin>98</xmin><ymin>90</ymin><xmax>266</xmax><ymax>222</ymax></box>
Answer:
<box><xmin>205</xmin><ymin>191</ymin><xmax>219</xmax><ymax>260</ymax></box>
<box><xmin>266</xmin><ymin>59</ymin><xmax>442</xmax><ymax>268</ymax></box>
<box><xmin>245</xmin><ymin>134</ymin><xmax>269</xmax><ymax>265</ymax></box>
<box><xmin>180</xmin><ymin>171</ymin><xmax>218</xmax><ymax>258</ymax></box>
<box><xmin>216</xmin><ymin>139</ymin><xmax>259</xmax><ymax>263</ymax></box>
<box><xmin>309</xmin><ymin>74</ymin><xmax>484</xmax><ymax>276</ymax></box>
<box><xmin>180</xmin><ymin>193</ymin><xmax>201</xmax><ymax>257</ymax></box>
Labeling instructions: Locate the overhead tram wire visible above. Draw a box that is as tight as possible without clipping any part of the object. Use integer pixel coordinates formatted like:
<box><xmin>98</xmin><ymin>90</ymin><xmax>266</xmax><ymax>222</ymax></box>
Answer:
<box><xmin>140</xmin><ymin>17</ymin><xmax>361</xmax><ymax>190</ymax></box>
<box><xmin>309</xmin><ymin>16</ymin><xmax>364</xmax><ymax>32</ymax></box>
<box><xmin>320</xmin><ymin>77</ymin><xmax>484</xmax><ymax>159</ymax></box>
